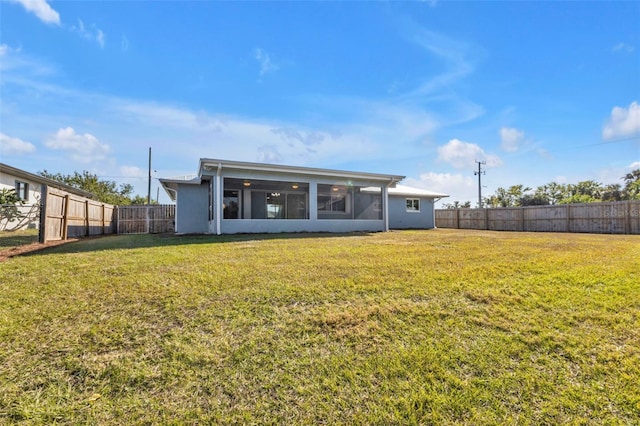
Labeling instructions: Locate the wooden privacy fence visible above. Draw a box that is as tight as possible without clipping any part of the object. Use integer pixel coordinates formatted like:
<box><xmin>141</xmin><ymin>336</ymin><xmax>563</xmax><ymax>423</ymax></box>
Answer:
<box><xmin>117</xmin><ymin>205</ymin><xmax>175</xmax><ymax>234</ymax></box>
<box><xmin>435</xmin><ymin>200</ymin><xmax>640</xmax><ymax>235</ymax></box>
<box><xmin>41</xmin><ymin>186</ymin><xmax>116</xmax><ymax>243</ymax></box>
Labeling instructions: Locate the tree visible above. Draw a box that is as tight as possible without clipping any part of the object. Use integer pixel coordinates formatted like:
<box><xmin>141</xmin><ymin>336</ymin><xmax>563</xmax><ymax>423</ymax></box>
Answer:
<box><xmin>622</xmin><ymin>169</ymin><xmax>640</xmax><ymax>200</ymax></box>
<box><xmin>39</xmin><ymin>170</ymin><xmax>137</xmax><ymax>205</ymax></box>
<box><xmin>442</xmin><ymin>201</ymin><xmax>471</xmax><ymax>209</ymax></box>
<box><xmin>130</xmin><ymin>195</ymin><xmax>158</xmax><ymax>205</ymax></box>
<box><xmin>485</xmin><ymin>185</ymin><xmax>532</xmax><ymax>207</ymax></box>
<box><xmin>601</xmin><ymin>183</ymin><xmax>623</xmax><ymax>202</ymax></box>
<box><xmin>0</xmin><ymin>188</ymin><xmax>27</xmax><ymax>231</ymax></box>
<box><xmin>477</xmin><ymin>169</ymin><xmax>639</xmax><ymax>209</ymax></box>
<box><xmin>520</xmin><ymin>194</ymin><xmax>550</xmax><ymax>206</ymax></box>
<box><xmin>534</xmin><ymin>182</ymin><xmax>567</xmax><ymax>205</ymax></box>
<box><xmin>559</xmin><ymin>180</ymin><xmax>603</xmax><ymax>204</ymax></box>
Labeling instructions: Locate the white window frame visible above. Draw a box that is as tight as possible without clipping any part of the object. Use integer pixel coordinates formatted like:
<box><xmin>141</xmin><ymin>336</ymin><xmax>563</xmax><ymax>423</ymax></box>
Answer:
<box><xmin>406</xmin><ymin>198</ymin><xmax>420</xmax><ymax>212</ymax></box>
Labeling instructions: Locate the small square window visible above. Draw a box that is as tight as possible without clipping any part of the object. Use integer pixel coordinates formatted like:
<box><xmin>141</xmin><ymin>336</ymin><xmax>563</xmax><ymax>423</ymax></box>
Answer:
<box><xmin>15</xmin><ymin>181</ymin><xmax>29</xmax><ymax>201</ymax></box>
<box><xmin>406</xmin><ymin>198</ymin><xmax>420</xmax><ymax>212</ymax></box>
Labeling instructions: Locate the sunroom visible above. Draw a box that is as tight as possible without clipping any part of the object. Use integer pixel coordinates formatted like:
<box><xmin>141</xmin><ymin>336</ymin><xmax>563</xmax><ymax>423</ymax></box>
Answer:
<box><xmin>160</xmin><ymin>158</ymin><xmax>405</xmax><ymax>235</ymax></box>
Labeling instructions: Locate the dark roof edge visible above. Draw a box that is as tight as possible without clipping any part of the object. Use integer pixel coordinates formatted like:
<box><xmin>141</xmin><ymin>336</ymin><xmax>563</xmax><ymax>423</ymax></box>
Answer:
<box><xmin>0</xmin><ymin>163</ymin><xmax>96</xmax><ymax>199</ymax></box>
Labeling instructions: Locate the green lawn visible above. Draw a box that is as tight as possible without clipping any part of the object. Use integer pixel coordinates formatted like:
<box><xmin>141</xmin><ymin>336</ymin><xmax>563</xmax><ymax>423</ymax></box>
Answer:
<box><xmin>0</xmin><ymin>230</ymin><xmax>638</xmax><ymax>424</ymax></box>
<box><xmin>0</xmin><ymin>229</ymin><xmax>39</xmax><ymax>249</ymax></box>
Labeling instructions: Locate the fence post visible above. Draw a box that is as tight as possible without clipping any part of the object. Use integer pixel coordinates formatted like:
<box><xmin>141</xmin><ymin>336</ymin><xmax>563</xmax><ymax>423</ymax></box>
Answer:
<box><xmin>566</xmin><ymin>204</ymin><xmax>570</xmax><ymax>233</ymax></box>
<box><xmin>455</xmin><ymin>208</ymin><xmax>460</xmax><ymax>229</ymax></box>
<box><xmin>85</xmin><ymin>200</ymin><xmax>90</xmax><ymax>237</ymax></box>
<box><xmin>39</xmin><ymin>185</ymin><xmax>48</xmax><ymax>243</ymax></box>
<box><xmin>520</xmin><ymin>207</ymin><xmax>525</xmax><ymax>232</ymax></box>
<box><xmin>62</xmin><ymin>194</ymin><xmax>70</xmax><ymax>240</ymax></box>
<box><xmin>484</xmin><ymin>208</ymin><xmax>489</xmax><ymax>230</ymax></box>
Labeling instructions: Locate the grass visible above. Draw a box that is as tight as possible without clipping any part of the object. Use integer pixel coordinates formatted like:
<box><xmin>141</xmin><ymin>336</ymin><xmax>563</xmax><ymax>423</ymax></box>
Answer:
<box><xmin>0</xmin><ymin>229</ymin><xmax>638</xmax><ymax>424</ymax></box>
<box><xmin>0</xmin><ymin>229</ymin><xmax>39</xmax><ymax>248</ymax></box>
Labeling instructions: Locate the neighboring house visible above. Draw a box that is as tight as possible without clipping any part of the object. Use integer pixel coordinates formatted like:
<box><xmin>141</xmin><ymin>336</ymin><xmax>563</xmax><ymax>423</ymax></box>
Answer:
<box><xmin>0</xmin><ymin>163</ymin><xmax>95</xmax><ymax>230</ymax></box>
<box><xmin>160</xmin><ymin>158</ymin><xmax>448</xmax><ymax>235</ymax></box>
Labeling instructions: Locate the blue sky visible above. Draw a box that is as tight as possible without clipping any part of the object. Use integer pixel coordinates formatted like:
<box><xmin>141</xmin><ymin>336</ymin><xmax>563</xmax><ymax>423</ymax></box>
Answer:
<box><xmin>1</xmin><ymin>0</ymin><xmax>639</xmax><ymax>205</ymax></box>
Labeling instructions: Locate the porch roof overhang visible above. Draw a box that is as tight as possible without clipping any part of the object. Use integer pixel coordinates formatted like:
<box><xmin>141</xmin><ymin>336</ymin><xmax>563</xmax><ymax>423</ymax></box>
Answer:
<box><xmin>198</xmin><ymin>158</ymin><xmax>405</xmax><ymax>185</ymax></box>
<box><xmin>159</xmin><ymin>176</ymin><xmax>202</xmax><ymax>202</ymax></box>
<box><xmin>361</xmin><ymin>184</ymin><xmax>449</xmax><ymax>199</ymax></box>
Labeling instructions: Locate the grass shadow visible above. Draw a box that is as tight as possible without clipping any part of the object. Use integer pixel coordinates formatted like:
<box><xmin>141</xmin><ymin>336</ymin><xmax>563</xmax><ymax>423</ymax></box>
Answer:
<box><xmin>20</xmin><ymin>231</ymin><xmax>380</xmax><ymax>257</ymax></box>
<box><xmin>0</xmin><ymin>230</ymin><xmax>40</xmax><ymax>248</ymax></box>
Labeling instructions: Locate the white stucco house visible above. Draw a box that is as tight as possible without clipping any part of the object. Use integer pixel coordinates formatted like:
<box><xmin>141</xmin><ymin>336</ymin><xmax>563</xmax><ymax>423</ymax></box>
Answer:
<box><xmin>0</xmin><ymin>163</ymin><xmax>94</xmax><ymax>230</ymax></box>
<box><xmin>160</xmin><ymin>158</ymin><xmax>447</xmax><ymax>235</ymax></box>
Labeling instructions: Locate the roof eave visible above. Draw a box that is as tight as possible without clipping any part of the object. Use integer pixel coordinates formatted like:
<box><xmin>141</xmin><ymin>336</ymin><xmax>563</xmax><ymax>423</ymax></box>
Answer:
<box><xmin>198</xmin><ymin>158</ymin><xmax>405</xmax><ymax>183</ymax></box>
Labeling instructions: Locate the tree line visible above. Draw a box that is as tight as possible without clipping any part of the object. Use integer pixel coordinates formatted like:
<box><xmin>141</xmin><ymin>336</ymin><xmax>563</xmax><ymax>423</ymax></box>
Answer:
<box><xmin>443</xmin><ymin>169</ymin><xmax>640</xmax><ymax>209</ymax></box>
<box><xmin>38</xmin><ymin>170</ymin><xmax>153</xmax><ymax>205</ymax></box>
<box><xmin>1</xmin><ymin>170</ymin><xmax>152</xmax><ymax>231</ymax></box>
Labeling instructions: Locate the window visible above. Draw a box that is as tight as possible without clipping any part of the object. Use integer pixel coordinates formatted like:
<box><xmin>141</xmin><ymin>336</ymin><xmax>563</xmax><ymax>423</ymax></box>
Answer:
<box><xmin>406</xmin><ymin>198</ymin><xmax>420</xmax><ymax>212</ymax></box>
<box><xmin>317</xmin><ymin>184</ymin><xmax>350</xmax><ymax>213</ymax></box>
<box><xmin>223</xmin><ymin>178</ymin><xmax>309</xmax><ymax>220</ymax></box>
<box><xmin>15</xmin><ymin>181</ymin><xmax>29</xmax><ymax>201</ymax></box>
<box><xmin>223</xmin><ymin>190</ymin><xmax>240</xmax><ymax>219</ymax></box>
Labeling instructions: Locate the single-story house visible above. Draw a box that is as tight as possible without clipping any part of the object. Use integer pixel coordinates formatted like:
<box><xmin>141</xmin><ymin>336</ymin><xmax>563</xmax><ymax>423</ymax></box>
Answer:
<box><xmin>0</xmin><ymin>163</ymin><xmax>95</xmax><ymax>230</ymax></box>
<box><xmin>160</xmin><ymin>158</ymin><xmax>447</xmax><ymax>235</ymax></box>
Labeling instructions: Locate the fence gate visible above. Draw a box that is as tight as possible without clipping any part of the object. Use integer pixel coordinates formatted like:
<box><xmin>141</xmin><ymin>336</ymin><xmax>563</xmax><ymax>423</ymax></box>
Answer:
<box><xmin>117</xmin><ymin>205</ymin><xmax>175</xmax><ymax>234</ymax></box>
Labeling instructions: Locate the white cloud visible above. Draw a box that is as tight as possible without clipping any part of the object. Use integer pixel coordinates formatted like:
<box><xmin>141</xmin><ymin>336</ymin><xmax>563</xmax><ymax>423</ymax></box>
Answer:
<box><xmin>11</xmin><ymin>0</ymin><xmax>60</xmax><ymax>25</ymax></box>
<box><xmin>45</xmin><ymin>127</ymin><xmax>110</xmax><ymax>163</ymax></box>
<box><xmin>499</xmin><ymin>127</ymin><xmax>525</xmax><ymax>152</ymax></box>
<box><xmin>404</xmin><ymin>172</ymin><xmax>475</xmax><ymax>203</ymax></box>
<box><xmin>257</xmin><ymin>145</ymin><xmax>283</xmax><ymax>163</ymax></box>
<box><xmin>121</xmin><ymin>35</ymin><xmax>130</xmax><ymax>52</ymax></box>
<box><xmin>120</xmin><ymin>165</ymin><xmax>145</xmax><ymax>178</ymax></box>
<box><xmin>107</xmin><ymin>97</ymin><xmax>441</xmax><ymax>167</ymax></box>
<box><xmin>0</xmin><ymin>44</ymin><xmax>8</xmax><ymax>56</ymax></box>
<box><xmin>437</xmin><ymin>138</ymin><xmax>502</xmax><ymax>169</ymax></box>
<box><xmin>0</xmin><ymin>133</ymin><xmax>36</xmax><ymax>155</ymax></box>
<box><xmin>401</xmin><ymin>24</ymin><xmax>476</xmax><ymax>99</ymax></box>
<box><xmin>612</xmin><ymin>42</ymin><xmax>635</xmax><ymax>53</ymax></box>
<box><xmin>271</xmin><ymin>128</ymin><xmax>326</xmax><ymax>147</ymax></box>
<box><xmin>96</xmin><ymin>29</ymin><xmax>106</xmax><ymax>49</ymax></box>
<box><xmin>629</xmin><ymin>161</ymin><xmax>640</xmax><ymax>169</ymax></box>
<box><xmin>70</xmin><ymin>19</ymin><xmax>106</xmax><ymax>48</ymax></box>
<box><xmin>254</xmin><ymin>48</ymin><xmax>278</xmax><ymax>77</ymax></box>
<box><xmin>602</xmin><ymin>101</ymin><xmax>640</xmax><ymax>140</ymax></box>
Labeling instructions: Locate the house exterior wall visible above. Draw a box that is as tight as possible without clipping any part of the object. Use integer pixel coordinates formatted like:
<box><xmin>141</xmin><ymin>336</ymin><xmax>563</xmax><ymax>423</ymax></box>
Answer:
<box><xmin>220</xmin><ymin>219</ymin><xmax>385</xmax><ymax>234</ymax></box>
<box><xmin>201</xmin><ymin>170</ymin><xmax>388</xmax><ymax>234</ymax></box>
<box><xmin>388</xmin><ymin>195</ymin><xmax>436</xmax><ymax>229</ymax></box>
<box><xmin>215</xmin><ymin>174</ymin><xmax>385</xmax><ymax>234</ymax></box>
<box><xmin>161</xmin><ymin>159</ymin><xmax>418</xmax><ymax>235</ymax></box>
<box><xmin>0</xmin><ymin>172</ymin><xmax>43</xmax><ymax>230</ymax></box>
<box><xmin>175</xmin><ymin>182</ymin><xmax>209</xmax><ymax>234</ymax></box>
<box><xmin>0</xmin><ymin>172</ymin><xmax>43</xmax><ymax>204</ymax></box>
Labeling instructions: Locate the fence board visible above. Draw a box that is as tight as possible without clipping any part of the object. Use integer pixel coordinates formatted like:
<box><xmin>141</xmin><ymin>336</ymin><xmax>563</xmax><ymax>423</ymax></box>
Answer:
<box><xmin>436</xmin><ymin>201</ymin><xmax>640</xmax><ymax>235</ymax></box>
<box><xmin>117</xmin><ymin>205</ymin><xmax>175</xmax><ymax>234</ymax></box>
<box><xmin>42</xmin><ymin>186</ymin><xmax>116</xmax><ymax>242</ymax></box>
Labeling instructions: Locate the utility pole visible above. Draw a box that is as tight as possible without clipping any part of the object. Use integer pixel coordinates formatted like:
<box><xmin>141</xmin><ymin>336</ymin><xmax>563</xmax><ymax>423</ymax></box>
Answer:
<box><xmin>474</xmin><ymin>160</ymin><xmax>486</xmax><ymax>208</ymax></box>
<box><xmin>147</xmin><ymin>147</ymin><xmax>152</xmax><ymax>205</ymax></box>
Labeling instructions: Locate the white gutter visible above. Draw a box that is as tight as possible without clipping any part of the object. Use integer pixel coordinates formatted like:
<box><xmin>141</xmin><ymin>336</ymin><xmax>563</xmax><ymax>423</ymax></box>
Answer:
<box><xmin>215</xmin><ymin>162</ymin><xmax>222</xmax><ymax>235</ymax></box>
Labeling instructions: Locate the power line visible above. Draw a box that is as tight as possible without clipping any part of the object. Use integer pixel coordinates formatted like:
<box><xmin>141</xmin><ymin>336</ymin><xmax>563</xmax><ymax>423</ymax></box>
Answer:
<box><xmin>546</xmin><ymin>134</ymin><xmax>640</xmax><ymax>153</ymax></box>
